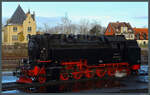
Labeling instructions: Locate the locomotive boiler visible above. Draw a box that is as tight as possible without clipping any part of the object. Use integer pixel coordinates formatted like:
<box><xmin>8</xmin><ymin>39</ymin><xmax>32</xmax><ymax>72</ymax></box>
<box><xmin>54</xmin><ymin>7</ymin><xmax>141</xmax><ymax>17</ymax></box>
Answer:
<box><xmin>14</xmin><ymin>34</ymin><xmax>141</xmax><ymax>84</ymax></box>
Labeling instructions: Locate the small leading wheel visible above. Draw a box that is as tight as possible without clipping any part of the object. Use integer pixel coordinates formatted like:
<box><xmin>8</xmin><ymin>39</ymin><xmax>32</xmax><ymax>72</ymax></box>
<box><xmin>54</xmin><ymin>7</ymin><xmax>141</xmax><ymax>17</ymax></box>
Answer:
<box><xmin>38</xmin><ymin>75</ymin><xmax>46</xmax><ymax>84</ymax></box>
<box><xmin>96</xmin><ymin>69</ymin><xmax>106</xmax><ymax>78</ymax></box>
<box><xmin>60</xmin><ymin>73</ymin><xmax>69</xmax><ymax>80</ymax></box>
<box><xmin>107</xmin><ymin>68</ymin><xmax>116</xmax><ymax>77</ymax></box>
<box><xmin>72</xmin><ymin>72</ymin><xmax>82</xmax><ymax>80</ymax></box>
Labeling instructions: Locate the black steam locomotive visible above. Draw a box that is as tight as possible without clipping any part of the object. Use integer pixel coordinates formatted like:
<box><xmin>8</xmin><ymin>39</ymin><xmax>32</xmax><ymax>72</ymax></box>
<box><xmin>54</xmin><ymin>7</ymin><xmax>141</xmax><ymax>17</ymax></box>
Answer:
<box><xmin>15</xmin><ymin>34</ymin><xmax>141</xmax><ymax>84</ymax></box>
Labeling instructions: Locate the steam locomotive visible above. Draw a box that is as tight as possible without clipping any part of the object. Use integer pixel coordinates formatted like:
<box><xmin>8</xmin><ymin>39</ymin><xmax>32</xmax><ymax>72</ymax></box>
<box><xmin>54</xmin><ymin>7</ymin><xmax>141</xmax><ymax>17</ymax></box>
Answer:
<box><xmin>14</xmin><ymin>34</ymin><xmax>141</xmax><ymax>84</ymax></box>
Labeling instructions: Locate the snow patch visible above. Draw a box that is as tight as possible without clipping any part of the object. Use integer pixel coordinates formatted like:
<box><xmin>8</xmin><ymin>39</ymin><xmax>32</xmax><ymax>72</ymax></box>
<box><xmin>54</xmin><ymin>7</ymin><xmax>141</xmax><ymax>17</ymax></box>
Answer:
<box><xmin>2</xmin><ymin>76</ymin><xmax>18</xmax><ymax>83</ymax></box>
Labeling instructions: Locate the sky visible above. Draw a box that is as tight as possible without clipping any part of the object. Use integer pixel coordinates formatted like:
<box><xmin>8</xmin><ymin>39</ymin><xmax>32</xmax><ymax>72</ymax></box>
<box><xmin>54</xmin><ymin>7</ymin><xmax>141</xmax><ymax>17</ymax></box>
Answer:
<box><xmin>2</xmin><ymin>2</ymin><xmax>148</xmax><ymax>28</ymax></box>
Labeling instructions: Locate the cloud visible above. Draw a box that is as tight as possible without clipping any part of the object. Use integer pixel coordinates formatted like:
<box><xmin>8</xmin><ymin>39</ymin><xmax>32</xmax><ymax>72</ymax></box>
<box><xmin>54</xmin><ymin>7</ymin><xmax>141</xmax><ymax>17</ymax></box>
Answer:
<box><xmin>70</xmin><ymin>16</ymin><xmax>113</xmax><ymax>21</ymax></box>
<box><xmin>133</xmin><ymin>16</ymin><xmax>148</xmax><ymax>19</ymax></box>
<box><xmin>69</xmin><ymin>15</ymin><xmax>114</xmax><ymax>27</ymax></box>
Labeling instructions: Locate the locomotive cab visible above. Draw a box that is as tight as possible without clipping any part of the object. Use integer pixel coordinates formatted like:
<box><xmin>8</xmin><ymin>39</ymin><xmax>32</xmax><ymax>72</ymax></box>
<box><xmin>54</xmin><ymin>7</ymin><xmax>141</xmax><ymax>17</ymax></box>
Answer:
<box><xmin>126</xmin><ymin>40</ymin><xmax>141</xmax><ymax>71</ymax></box>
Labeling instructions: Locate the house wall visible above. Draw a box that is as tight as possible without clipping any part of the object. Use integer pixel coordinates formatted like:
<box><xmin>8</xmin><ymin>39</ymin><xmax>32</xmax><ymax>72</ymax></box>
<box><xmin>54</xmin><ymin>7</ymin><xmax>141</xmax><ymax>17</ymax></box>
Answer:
<box><xmin>105</xmin><ymin>23</ymin><xmax>134</xmax><ymax>40</ymax></box>
<box><xmin>4</xmin><ymin>27</ymin><xmax>7</xmax><ymax>43</ymax></box>
<box><xmin>3</xmin><ymin>13</ymin><xmax>36</xmax><ymax>45</ymax></box>
<box><xmin>137</xmin><ymin>40</ymin><xmax>148</xmax><ymax>46</ymax></box>
<box><xmin>4</xmin><ymin>25</ymin><xmax>23</xmax><ymax>45</ymax></box>
<box><xmin>121</xmin><ymin>27</ymin><xmax>128</xmax><ymax>33</ymax></box>
<box><xmin>124</xmin><ymin>33</ymin><xmax>135</xmax><ymax>40</ymax></box>
<box><xmin>23</xmin><ymin>13</ymin><xmax>36</xmax><ymax>43</ymax></box>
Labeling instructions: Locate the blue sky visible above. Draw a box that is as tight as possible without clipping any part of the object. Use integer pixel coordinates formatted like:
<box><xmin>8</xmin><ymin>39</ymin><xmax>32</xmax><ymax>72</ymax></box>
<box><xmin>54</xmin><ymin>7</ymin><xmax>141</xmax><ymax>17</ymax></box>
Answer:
<box><xmin>2</xmin><ymin>2</ymin><xmax>148</xmax><ymax>28</ymax></box>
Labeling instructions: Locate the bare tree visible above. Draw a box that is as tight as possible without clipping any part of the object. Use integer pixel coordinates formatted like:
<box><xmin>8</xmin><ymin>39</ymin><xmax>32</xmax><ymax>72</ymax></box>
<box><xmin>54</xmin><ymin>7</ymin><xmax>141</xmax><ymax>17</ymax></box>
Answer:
<box><xmin>101</xmin><ymin>27</ymin><xmax>106</xmax><ymax>35</ymax></box>
<box><xmin>40</xmin><ymin>14</ymin><xmax>106</xmax><ymax>35</ymax></box>
<box><xmin>37</xmin><ymin>27</ymin><xmax>43</xmax><ymax>32</ymax></box>
<box><xmin>43</xmin><ymin>23</ymin><xmax>50</xmax><ymax>33</ymax></box>
<box><xmin>79</xmin><ymin>19</ymin><xmax>90</xmax><ymax>35</ymax></box>
<box><xmin>61</xmin><ymin>13</ymin><xmax>72</xmax><ymax>34</ymax></box>
<box><xmin>90</xmin><ymin>25</ymin><xmax>102</xmax><ymax>36</ymax></box>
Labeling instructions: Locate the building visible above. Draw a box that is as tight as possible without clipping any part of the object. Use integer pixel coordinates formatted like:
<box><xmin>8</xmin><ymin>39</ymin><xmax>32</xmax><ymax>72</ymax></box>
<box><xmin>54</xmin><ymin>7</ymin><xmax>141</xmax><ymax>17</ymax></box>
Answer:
<box><xmin>2</xmin><ymin>26</ymin><xmax>5</xmax><ymax>44</ymax></box>
<box><xmin>3</xmin><ymin>5</ymin><xmax>36</xmax><ymax>45</ymax></box>
<box><xmin>105</xmin><ymin>22</ymin><xmax>135</xmax><ymax>40</ymax></box>
<box><xmin>133</xmin><ymin>28</ymin><xmax>148</xmax><ymax>46</ymax></box>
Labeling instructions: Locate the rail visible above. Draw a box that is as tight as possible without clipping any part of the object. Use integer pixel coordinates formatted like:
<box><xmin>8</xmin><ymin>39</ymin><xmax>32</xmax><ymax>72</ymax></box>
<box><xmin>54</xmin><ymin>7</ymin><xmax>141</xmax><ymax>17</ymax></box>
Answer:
<box><xmin>2</xmin><ymin>77</ymin><xmax>122</xmax><ymax>91</ymax></box>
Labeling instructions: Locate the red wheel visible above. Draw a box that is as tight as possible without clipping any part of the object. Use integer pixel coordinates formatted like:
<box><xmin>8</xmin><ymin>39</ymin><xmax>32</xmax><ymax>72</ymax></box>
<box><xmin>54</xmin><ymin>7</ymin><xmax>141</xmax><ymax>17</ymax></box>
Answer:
<box><xmin>73</xmin><ymin>72</ymin><xmax>82</xmax><ymax>80</ymax></box>
<box><xmin>96</xmin><ymin>69</ymin><xmax>106</xmax><ymax>78</ymax></box>
<box><xmin>60</xmin><ymin>73</ymin><xmax>69</xmax><ymax>80</ymax></box>
<box><xmin>107</xmin><ymin>68</ymin><xmax>116</xmax><ymax>77</ymax></box>
<box><xmin>85</xmin><ymin>71</ymin><xmax>95</xmax><ymax>78</ymax></box>
<box><xmin>38</xmin><ymin>76</ymin><xmax>46</xmax><ymax>84</ymax></box>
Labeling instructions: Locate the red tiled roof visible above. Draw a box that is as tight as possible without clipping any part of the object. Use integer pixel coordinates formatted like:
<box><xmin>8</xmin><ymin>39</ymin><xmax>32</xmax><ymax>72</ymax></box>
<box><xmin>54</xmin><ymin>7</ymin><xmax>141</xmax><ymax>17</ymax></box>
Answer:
<box><xmin>110</xmin><ymin>22</ymin><xmax>133</xmax><ymax>33</ymax></box>
<box><xmin>133</xmin><ymin>28</ymin><xmax>148</xmax><ymax>40</ymax></box>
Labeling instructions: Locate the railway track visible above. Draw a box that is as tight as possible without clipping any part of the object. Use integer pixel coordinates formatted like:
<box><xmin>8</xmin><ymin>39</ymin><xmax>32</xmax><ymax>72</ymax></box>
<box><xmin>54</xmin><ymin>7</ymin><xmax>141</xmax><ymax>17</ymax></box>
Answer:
<box><xmin>2</xmin><ymin>77</ymin><xmax>123</xmax><ymax>91</ymax></box>
<box><xmin>2</xmin><ymin>74</ymin><xmax>148</xmax><ymax>93</ymax></box>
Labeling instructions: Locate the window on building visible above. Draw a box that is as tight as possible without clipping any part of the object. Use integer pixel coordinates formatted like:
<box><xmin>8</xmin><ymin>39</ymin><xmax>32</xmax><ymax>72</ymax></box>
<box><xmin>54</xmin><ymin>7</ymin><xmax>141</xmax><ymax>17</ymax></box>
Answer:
<box><xmin>123</xmin><ymin>27</ymin><xmax>126</xmax><ymax>32</ymax></box>
<box><xmin>143</xmin><ymin>41</ymin><xmax>146</xmax><ymax>45</ymax></box>
<box><xmin>136</xmin><ymin>33</ymin><xmax>140</xmax><ymax>40</ymax></box>
<box><xmin>143</xmin><ymin>33</ymin><xmax>147</xmax><ymax>40</ymax></box>
<box><xmin>12</xmin><ymin>35</ymin><xmax>18</xmax><ymax>41</ymax></box>
<box><xmin>28</xmin><ymin>27</ymin><xmax>32</xmax><ymax>32</ymax></box>
<box><xmin>13</xmin><ymin>27</ymin><xmax>17</xmax><ymax>32</ymax></box>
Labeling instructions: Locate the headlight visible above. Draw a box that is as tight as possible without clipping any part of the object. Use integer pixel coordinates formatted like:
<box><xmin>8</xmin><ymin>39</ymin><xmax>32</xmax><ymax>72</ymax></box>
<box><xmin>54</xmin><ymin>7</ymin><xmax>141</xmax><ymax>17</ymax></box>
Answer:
<box><xmin>99</xmin><ymin>60</ymin><xmax>103</xmax><ymax>63</ymax></box>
